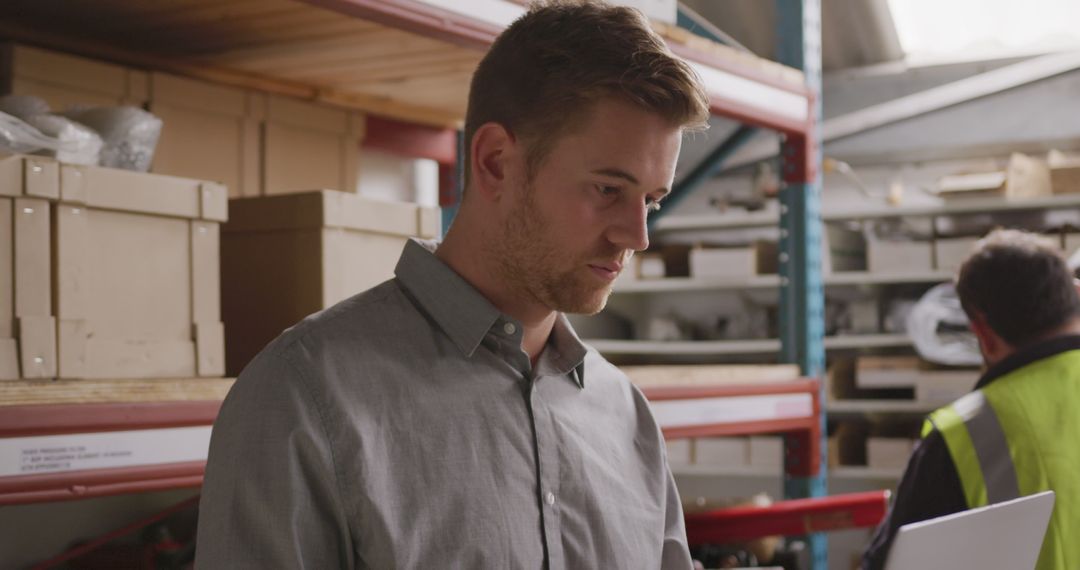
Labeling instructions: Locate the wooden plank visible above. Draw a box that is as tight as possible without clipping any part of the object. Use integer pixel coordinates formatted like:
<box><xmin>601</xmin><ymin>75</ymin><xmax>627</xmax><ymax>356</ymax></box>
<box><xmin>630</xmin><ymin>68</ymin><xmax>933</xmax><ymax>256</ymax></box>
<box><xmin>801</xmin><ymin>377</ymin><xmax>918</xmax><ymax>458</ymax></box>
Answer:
<box><xmin>0</xmin><ymin>339</ymin><xmax>18</xmax><ymax>380</ymax></box>
<box><xmin>85</xmin><ymin>339</ymin><xmax>197</xmax><ymax>379</ymax></box>
<box><xmin>190</xmin><ymin>221</ymin><xmax>221</xmax><ymax>325</ymax></box>
<box><xmin>17</xmin><ymin>316</ymin><xmax>57</xmax><ymax>379</ymax></box>
<box><xmin>0</xmin><ymin>377</ymin><xmax>235</xmax><ymax>406</ymax></box>
<box><xmin>22</xmin><ymin>157</ymin><xmax>59</xmax><ymax>200</ymax></box>
<box><xmin>208</xmin><ymin>27</ymin><xmax>418</xmax><ymax>69</ymax></box>
<box><xmin>0</xmin><ymin>199</ymin><xmax>13</xmax><ymax>341</ymax></box>
<box><xmin>194</xmin><ymin>322</ymin><xmax>225</xmax><ymax>377</ymax></box>
<box><xmin>13</xmin><ymin>198</ymin><xmax>50</xmax><ymax>318</ymax></box>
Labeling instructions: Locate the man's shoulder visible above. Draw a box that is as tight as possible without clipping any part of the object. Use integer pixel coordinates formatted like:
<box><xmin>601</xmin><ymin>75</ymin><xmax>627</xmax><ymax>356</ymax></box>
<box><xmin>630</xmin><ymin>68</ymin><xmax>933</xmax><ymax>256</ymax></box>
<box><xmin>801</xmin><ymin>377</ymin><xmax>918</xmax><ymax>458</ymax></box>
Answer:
<box><xmin>262</xmin><ymin>278</ymin><xmax>421</xmax><ymax>366</ymax></box>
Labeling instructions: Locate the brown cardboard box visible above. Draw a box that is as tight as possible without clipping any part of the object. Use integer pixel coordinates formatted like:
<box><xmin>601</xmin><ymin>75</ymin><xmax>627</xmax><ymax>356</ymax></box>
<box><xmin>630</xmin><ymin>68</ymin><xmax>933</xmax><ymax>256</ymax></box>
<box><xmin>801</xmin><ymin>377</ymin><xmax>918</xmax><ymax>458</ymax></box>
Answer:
<box><xmin>749</xmin><ymin>435</ymin><xmax>784</xmax><ymax>470</ymax></box>
<box><xmin>694</xmin><ymin>437</ymin><xmax>749</xmax><ymax>467</ymax></box>
<box><xmin>866</xmin><ymin>437</ymin><xmax>915</xmax><ymax>469</ymax></box>
<box><xmin>0</xmin><ymin>154</ymin><xmax>59</xmax><ymax>379</ymax></box>
<box><xmin>915</xmin><ymin>371</ymin><xmax>977</xmax><ymax>404</ymax></box>
<box><xmin>689</xmin><ymin>240</ymin><xmax>777</xmax><ymax>279</ymax></box>
<box><xmin>936</xmin><ymin>153</ymin><xmax>1051</xmax><ymax>200</ymax></box>
<box><xmin>934</xmin><ymin>236</ymin><xmax>980</xmax><ymax>273</ymax></box>
<box><xmin>0</xmin><ymin>43</ymin><xmax>148</xmax><ymax>110</ymax></box>
<box><xmin>1048</xmin><ymin>150</ymin><xmax>1080</xmax><ymax>194</ymax></box>
<box><xmin>148</xmin><ymin>73</ymin><xmax>261</xmax><ymax>198</ymax></box>
<box><xmin>221</xmin><ymin>190</ymin><xmax>438</xmax><ymax>375</ymax></box>
<box><xmin>665</xmin><ymin>439</ymin><xmax>693</xmax><ymax>466</ymax></box>
<box><xmin>856</xmin><ymin>356</ymin><xmax>921</xmax><ymax>389</ymax></box>
<box><xmin>262</xmin><ymin>95</ymin><xmax>364</xmax><ymax>196</ymax></box>
<box><xmin>867</xmin><ymin>238</ymin><xmax>933</xmax><ymax>275</ymax></box>
<box><xmin>55</xmin><ymin>161</ymin><xmax>227</xmax><ymax>379</ymax></box>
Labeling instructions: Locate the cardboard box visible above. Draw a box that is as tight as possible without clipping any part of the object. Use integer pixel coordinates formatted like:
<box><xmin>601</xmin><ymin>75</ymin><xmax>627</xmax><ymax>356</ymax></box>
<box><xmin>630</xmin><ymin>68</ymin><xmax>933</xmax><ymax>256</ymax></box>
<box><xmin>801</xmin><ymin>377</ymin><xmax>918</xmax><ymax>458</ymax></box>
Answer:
<box><xmin>148</xmin><ymin>73</ymin><xmax>262</xmax><ymax>199</ymax></box>
<box><xmin>823</xmin><ymin>223</ymin><xmax>867</xmax><ymax>273</ymax></box>
<box><xmin>262</xmin><ymin>94</ymin><xmax>364</xmax><ymax>196</ymax></box>
<box><xmin>749</xmin><ymin>435</ymin><xmax>784</xmax><ymax>470</ymax></box>
<box><xmin>833</xmin><ymin>422</ymin><xmax>869</xmax><ymax>466</ymax></box>
<box><xmin>0</xmin><ymin>43</ymin><xmax>148</xmax><ymax>110</ymax></box>
<box><xmin>936</xmin><ymin>153</ymin><xmax>1051</xmax><ymax>200</ymax></box>
<box><xmin>54</xmin><ymin>162</ymin><xmax>227</xmax><ymax>379</ymax></box>
<box><xmin>866</xmin><ymin>437</ymin><xmax>915</xmax><ymax>469</ymax></box>
<box><xmin>689</xmin><ymin>241</ymin><xmax>776</xmax><ymax>279</ymax></box>
<box><xmin>848</xmin><ymin>298</ymin><xmax>879</xmax><ymax>334</ymax></box>
<box><xmin>221</xmin><ymin>190</ymin><xmax>438</xmax><ymax>375</ymax></box>
<box><xmin>1064</xmin><ymin>233</ymin><xmax>1080</xmax><ymax>257</ymax></box>
<box><xmin>867</xmin><ymin>238</ymin><xmax>933</xmax><ymax>274</ymax></box>
<box><xmin>665</xmin><ymin>439</ymin><xmax>692</xmax><ymax>466</ymax></box>
<box><xmin>915</xmin><ymin>371</ymin><xmax>977</xmax><ymax>404</ymax></box>
<box><xmin>694</xmin><ymin>437</ymin><xmax>749</xmax><ymax>467</ymax></box>
<box><xmin>934</xmin><ymin>236</ymin><xmax>979</xmax><ymax>273</ymax></box>
<box><xmin>856</xmin><ymin>356</ymin><xmax>921</xmax><ymax>389</ymax></box>
<box><xmin>0</xmin><ymin>154</ymin><xmax>59</xmax><ymax>379</ymax></box>
<box><xmin>1048</xmin><ymin>150</ymin><xmax>1080</xmax><ymax>195</ymax></box>
<box><xmin>635</xmin><ymin>253</ymin><xmax>666</xmax><ymax>279</ymax></box>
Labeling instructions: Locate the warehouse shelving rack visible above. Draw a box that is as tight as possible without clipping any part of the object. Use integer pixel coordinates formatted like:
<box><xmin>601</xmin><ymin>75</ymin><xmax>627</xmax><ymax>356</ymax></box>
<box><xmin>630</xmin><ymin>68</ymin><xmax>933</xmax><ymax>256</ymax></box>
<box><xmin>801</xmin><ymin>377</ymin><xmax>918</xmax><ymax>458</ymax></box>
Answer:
<box><xmin>640</xmin><ymin>379</ymin><xmax>889</xmax><ymax>549</ymax></box>
<box><xmin>0</xmin><ymin>0</ymin><xmax>834</xmax><ymax>566</ymax></box>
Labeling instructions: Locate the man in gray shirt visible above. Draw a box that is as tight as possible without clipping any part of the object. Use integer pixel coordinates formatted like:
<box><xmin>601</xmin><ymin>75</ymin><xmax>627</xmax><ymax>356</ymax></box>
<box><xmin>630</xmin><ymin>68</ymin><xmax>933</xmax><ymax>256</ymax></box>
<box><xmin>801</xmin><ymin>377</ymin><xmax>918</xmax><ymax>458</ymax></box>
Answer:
<box><xmin>196</xmin><ymin>1</ymin><xmax>711</xmax><ymax>568</ymax></box>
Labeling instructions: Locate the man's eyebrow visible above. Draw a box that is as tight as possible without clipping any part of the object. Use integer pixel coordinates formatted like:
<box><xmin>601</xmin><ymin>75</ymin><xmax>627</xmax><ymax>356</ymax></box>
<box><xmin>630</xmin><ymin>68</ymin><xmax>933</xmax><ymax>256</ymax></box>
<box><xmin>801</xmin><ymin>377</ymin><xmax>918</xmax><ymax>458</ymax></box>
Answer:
<box><xmin>592</xmin><ymin>168</ymin><xmax>639</xmax><ymax>185</ymax></box>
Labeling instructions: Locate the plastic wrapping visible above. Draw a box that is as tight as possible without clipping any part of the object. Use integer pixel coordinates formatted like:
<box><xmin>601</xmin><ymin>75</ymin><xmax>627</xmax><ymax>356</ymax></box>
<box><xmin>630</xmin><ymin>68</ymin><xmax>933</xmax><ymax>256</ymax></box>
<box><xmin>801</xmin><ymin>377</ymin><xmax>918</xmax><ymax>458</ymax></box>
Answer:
<box><xmin>0</xmin><ymin>110</ymin><xmax>60</xmax><ymax>154</ymax></box>
<box><xmin>66</xmin><ymin>106</ymin><xmax>162</xmax><ymax>172</ymax></box>
<box><xmin>0</xmin><ymin>95</ymin><xmax>103</xmax><ymax>165</ymax></box>
<box><xmin>905</xmin><ymin>283</ymin><xmax>982</xmax><ymax>366</ymax></box>
<box><xmin>25</xmin><ymin>114</ymin><xmax>103</xmax><ymax>165</ymax></box>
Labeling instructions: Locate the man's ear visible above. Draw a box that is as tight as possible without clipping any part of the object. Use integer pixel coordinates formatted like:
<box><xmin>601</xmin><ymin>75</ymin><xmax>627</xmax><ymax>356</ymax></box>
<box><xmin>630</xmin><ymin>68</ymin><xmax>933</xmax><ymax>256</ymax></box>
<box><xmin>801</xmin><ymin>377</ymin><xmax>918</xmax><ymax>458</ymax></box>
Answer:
<box><xmin>469</xmin><ymin>122</ymin><xmax>517</xmax><ymax>202</ymax></box>
<box><xmin>969</xmin><ymin>311</ymin><xmax>1003</xmax><ymax>361</ymax></box>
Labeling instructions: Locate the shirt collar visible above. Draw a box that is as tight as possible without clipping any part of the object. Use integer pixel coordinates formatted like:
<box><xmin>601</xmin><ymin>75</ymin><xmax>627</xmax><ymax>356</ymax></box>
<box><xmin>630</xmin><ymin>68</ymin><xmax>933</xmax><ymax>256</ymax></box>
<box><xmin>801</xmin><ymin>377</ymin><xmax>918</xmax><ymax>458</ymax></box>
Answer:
<box><xmin>975</xmin><ymin>333</ymin><xmax>1080</xmax><ymax>390</ymax></box>
<box><xmin>394</xmin><ymin>239</ymin><xmax>589</xmax><ymax>387</ymax></box>
<box><xmin>395</xmin><ymin>239</ymin><xmax>501</xmax><ymax>358</ymax></box>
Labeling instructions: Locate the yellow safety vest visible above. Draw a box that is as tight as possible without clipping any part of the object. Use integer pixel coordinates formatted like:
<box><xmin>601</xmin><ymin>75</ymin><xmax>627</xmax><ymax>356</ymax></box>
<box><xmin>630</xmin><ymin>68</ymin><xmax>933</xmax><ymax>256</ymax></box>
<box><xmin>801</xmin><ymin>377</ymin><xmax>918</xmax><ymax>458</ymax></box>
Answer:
<box><xmin>923</xmin><ymin>349</ymin><xmax>1080</xmax><ymax>570</ymax></box>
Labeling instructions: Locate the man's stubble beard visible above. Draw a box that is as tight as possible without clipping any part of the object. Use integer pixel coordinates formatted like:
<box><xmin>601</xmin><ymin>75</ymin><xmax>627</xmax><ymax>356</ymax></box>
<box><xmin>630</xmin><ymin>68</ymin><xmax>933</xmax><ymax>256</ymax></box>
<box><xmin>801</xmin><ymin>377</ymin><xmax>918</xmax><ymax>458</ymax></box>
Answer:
<box><xmin>487</xmin><ymin>186</ymin><xmax>616</xmax><ymax>316</ymax></box>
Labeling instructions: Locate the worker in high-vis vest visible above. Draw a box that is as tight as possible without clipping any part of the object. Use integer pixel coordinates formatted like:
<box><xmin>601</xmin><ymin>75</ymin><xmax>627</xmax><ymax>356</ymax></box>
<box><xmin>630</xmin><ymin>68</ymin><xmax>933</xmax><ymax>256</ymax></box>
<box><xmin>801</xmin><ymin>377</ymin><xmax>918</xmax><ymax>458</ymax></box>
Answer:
<box><xmin>863</xmin><ymin>229</ymin><xmax>1080</xmax><ymax>570</ymax></box>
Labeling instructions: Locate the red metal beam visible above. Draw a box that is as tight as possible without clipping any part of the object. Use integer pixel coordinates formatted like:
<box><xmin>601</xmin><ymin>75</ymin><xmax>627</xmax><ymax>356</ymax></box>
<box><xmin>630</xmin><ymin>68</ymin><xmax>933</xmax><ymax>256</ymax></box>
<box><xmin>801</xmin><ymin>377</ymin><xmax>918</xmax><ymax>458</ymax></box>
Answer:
<box><xmin>0</xmin><ymin>461</ymin><xmax>206</xmax><ymax>506</ymax></box>
<box><xmin>0</xmin><ymin>401</ymin><xmax>222</xmax><ymax>438</ymax></box>
<box><xmin>297</xmin><ymin>0</ymin><xmax>813</xmax><ymax>136</ymax></box>
<box><xmin>364</xmin><ymin>115</ymin><xmax>457</xmax><ymax>165</ymax></box>
<box><xmin>685</xmin><ymin>490</ymin><xmax>891</xmax><ymax>545</ymax></box>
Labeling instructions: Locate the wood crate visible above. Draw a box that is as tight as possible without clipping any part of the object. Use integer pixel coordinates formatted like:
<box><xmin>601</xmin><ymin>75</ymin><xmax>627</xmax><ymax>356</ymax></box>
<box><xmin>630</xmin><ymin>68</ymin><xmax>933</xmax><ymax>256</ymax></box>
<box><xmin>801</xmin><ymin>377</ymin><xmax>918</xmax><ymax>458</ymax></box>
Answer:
<box><xmin>0</xmin><ymin>154</ymin><xmax>59</xmax><ymax>379</ymax></box>
<box><xmin>54</xmin><ymin>161</ymin><xmax>227</xmax><ymax>379</ymax></box>
<box><xmin>221</xmin><ymin>190</ymin><xmax>438</xmax><ymax>375</ymax></box>
<box><xmin>262</xmin><ymin>94</ymin><xmax>364</xmax><ymax>196</ymax></box>
<box><xmin>148</xmin><ymin>72</ymin><xmax>262</xmax><ymax>199</ymax></box>
<box><xmin>0</xmin><ymin>43</ymin><xmax>148</xmax><ymax>110</ymax></box>
<box><xmin>1</xmin><ymin>154</ymin><xmax>227</xmax><ymax>380</ymax></box>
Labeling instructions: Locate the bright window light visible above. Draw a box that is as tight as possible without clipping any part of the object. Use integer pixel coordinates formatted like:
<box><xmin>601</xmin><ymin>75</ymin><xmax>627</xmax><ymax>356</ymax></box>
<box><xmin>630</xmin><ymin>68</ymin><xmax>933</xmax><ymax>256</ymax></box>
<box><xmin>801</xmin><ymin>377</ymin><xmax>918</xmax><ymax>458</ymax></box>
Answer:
<box><xmin>888</xmin><ymin>0</ymin><xmax>1080</xmax><ymax>63</ymax></box>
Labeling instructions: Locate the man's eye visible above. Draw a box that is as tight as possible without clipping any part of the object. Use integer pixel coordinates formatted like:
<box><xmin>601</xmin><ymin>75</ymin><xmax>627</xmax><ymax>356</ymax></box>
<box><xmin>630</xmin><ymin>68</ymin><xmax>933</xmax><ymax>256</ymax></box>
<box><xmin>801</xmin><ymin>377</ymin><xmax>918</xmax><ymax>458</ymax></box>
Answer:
<box><xmin>597</xmin><ymin>185</ymin><xmax>619</xmax><ymax>196</ymax></box>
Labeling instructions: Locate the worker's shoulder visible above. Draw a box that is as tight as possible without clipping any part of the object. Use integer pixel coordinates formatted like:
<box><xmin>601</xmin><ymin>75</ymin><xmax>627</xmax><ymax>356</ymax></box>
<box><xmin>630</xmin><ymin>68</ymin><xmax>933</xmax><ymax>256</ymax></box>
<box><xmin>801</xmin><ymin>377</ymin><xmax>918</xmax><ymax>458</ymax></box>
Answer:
<box><xmin>263</xmin><ymin>278</ymin><xmax>424</xmax><ymax>367</ymax></box>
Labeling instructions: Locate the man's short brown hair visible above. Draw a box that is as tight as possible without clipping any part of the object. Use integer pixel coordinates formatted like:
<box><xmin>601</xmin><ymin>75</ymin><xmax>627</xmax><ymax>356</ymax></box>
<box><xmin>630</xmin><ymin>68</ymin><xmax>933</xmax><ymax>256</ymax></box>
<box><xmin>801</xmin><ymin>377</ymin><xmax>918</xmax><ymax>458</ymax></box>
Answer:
<box><xmin>463</xmin><ymin>0</ymin><xmax>710</xmax><ymax>188</ymax></box>
<box><xmin>956</xmin><ymin>229</ymin><xmax>1080</xmax><ymax>347</ymax></box>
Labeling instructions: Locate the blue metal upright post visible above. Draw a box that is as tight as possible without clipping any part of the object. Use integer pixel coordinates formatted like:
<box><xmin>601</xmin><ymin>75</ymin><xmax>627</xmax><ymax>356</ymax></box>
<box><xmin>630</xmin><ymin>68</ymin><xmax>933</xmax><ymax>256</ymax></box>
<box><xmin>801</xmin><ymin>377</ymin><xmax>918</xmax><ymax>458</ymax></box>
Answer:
<box><xmin>440</xmin><ymin>130</ymin><xmax>465</xmax><ymax>236</ymax></box>
<box><xmin>776</xmin><ymin>0</ymin><xmax>827</xmax><ymax>568</ymax></box>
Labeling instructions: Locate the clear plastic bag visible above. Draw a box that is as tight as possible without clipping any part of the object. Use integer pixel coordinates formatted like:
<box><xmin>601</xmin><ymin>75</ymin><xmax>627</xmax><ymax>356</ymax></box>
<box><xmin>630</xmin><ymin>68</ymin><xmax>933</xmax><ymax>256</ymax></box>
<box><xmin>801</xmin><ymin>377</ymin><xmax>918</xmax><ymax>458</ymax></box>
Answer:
<box><xmin>0</xmin><ymin>110</ymin><xmax>60</xmax><ymax>154</ymax></box>
<box><xmin>66</xmin><ymin>106</ymin><xmax>162</xmax><ymax>172</ymax></box>
<box><xmin>25</xmin><ymin>114</ymin><xmax>103</xmax><ymax>165</ymax></box>
<box><xmin>905</xmin><ymin>283</ymin><xmax>982</xmax><ymax>366</ymax></box>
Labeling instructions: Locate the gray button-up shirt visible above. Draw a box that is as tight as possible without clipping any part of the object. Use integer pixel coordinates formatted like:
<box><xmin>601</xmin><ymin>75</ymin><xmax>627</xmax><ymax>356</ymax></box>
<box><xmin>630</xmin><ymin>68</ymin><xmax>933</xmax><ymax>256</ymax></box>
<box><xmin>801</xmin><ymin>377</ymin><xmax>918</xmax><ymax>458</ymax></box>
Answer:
<box><xmin>196</xmin><ymin>240</ymin><xmax>691</xmax><ymax>569</ymax></box>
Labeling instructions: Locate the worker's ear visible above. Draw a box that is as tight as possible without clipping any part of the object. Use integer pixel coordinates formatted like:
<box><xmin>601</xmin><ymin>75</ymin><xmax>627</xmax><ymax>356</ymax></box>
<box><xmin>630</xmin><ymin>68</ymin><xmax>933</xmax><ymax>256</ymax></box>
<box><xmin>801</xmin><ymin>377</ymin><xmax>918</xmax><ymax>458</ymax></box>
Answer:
<box><xmin>469</xmin><ymin>122</ymin><xmax>521</xmax><ymax>203</ymax></box>
<box><xmin>969</xmin><ymin>311</ymin><xmax>1007</xmax><ymax>364</ymax></box>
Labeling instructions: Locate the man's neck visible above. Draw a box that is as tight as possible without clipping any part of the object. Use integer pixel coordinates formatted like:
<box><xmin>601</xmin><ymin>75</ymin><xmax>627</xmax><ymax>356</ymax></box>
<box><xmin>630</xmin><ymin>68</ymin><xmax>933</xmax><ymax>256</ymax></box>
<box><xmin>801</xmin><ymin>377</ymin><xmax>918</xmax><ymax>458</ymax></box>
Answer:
<box><xmin>986</xmin><ymin>317</ymin><xmax>1080</xmax><ymax>367</ymax></box>
<box><xmin>436</xmin><ymin>224</ymin><xmax>557</xmax><ymax>366</ymax></box>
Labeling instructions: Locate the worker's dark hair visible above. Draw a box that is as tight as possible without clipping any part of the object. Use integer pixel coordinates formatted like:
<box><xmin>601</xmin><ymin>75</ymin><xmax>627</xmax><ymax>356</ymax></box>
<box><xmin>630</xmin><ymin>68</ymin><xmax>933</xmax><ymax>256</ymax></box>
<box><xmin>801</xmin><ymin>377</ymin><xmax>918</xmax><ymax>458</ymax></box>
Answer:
<box><xmin>463</xmin><ymin>0</ymin><xmax>710</xmax><ymax>190</ymax></box>
<box><xmin>956</xmin><ymin>229</ymin><xmax>1080</xmax><ymax>347</ymax></box>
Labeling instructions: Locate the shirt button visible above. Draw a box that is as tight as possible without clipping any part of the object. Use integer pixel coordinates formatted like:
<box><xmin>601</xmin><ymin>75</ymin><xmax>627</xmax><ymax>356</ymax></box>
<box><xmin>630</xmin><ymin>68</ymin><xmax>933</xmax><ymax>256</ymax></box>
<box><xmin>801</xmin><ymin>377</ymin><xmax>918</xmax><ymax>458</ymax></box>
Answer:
<box><xmin>545</xmin><ymin>492</ymin><xmax>556</xmax><ymax>506</ymax></box>
<box><xmin>503</xmin><ymin>322</ymin><xmax>517</xmax><ymax>335</ymax></box>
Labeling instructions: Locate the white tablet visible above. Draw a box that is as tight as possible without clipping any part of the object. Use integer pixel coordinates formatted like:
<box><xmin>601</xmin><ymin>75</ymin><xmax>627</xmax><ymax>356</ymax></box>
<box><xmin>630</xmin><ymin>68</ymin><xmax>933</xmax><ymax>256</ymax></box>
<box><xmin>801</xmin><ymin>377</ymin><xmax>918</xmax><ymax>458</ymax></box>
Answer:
<box><xmin>885</xmin><ymin>491</ymin><xmax>1055</xmax><ymax>570</ymax></box>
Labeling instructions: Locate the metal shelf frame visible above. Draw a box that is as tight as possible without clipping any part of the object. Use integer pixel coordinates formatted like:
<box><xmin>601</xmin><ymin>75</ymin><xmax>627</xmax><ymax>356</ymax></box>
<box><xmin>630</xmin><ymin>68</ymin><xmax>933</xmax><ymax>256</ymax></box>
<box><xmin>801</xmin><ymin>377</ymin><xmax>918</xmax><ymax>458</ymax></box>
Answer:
<box><xmin>641</xmin><ymin>379</ymin><xmax>889</xmax><ymax>548</ymax></box>
<box><xmin>0</xmin><ymin>401</ymin><xmax>222</xmax><ymax>506</ymax></box>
